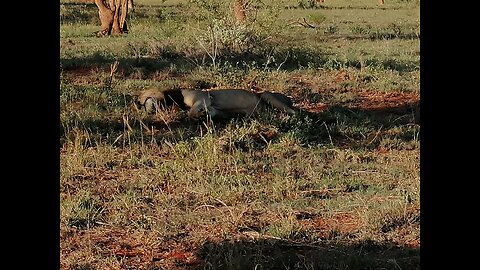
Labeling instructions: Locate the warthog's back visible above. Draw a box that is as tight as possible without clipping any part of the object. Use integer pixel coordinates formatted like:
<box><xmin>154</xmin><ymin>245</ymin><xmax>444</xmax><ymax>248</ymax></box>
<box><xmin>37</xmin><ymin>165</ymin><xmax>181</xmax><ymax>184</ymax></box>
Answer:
<box><xmin>181</xmin><ymin>89</ymin><xmax>211</xmax><ymax>108</ymax></box>
<box><xmin>209</xmin><ymin>89</ymin><xmax>262</xmax><ymax>114</ymax></box>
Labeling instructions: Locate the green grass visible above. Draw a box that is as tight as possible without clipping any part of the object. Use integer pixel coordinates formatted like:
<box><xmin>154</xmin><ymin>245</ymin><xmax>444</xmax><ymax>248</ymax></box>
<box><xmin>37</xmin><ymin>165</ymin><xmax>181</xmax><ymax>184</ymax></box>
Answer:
<box><xmin>60</xmin><ymin>0</ymin><xmax>420</xmax><ymax>269</ymax></box>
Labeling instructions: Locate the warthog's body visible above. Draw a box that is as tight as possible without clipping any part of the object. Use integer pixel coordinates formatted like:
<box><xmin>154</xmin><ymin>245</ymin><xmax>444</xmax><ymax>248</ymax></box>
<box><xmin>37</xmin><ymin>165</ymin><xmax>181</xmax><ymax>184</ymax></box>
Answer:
<box><xmin>181</xmin><ymin>89</ymin><xmax>295</xmax><ymax>119</ymax></box>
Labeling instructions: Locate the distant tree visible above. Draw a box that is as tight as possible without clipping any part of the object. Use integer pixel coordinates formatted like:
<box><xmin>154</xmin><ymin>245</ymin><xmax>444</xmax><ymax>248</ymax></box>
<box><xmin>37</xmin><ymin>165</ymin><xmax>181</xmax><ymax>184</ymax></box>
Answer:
<box><xmin>94</xmin><ymin>0</ymin><xmax>134</xmax><ymax>37</ymax></box>
<box><xmin>233</xmin><ymin>0</ymin><xmax>246</xmax><ymax>24</ymax></box>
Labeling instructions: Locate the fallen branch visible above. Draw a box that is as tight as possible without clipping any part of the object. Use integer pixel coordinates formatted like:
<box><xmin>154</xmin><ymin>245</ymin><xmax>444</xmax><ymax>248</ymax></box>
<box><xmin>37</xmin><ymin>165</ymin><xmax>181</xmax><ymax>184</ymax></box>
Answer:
<box><xmin>287</xmin><ymin>18</ymin><xmax>316</xmax><ymax>28</ymax></box>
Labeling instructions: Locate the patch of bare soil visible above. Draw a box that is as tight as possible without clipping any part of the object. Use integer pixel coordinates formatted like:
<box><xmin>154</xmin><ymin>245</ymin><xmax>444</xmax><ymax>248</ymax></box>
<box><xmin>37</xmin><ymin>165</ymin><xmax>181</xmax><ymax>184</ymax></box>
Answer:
<box><xmin>311</xmin><ymin>212</ymin><xmax>363</xmax><ymax>237</ymax></box>
<box><xmin>296</xmin><ymin>100</ymin><xmax>330</xmax><ymax>113</ymax></box>
<box><xmin>60</xmin><ymin>226</ymin><xmax>207</xmax><ymax>269</ymax></box>
<box><xmin>297</xmin><ymin>90</ymin><xmax>419</xmax><ymax>114</ymax></box>
<box><xmin>351</xmin><ymin>91</ymin><xmax>419</xmax><ymax>112</ymax></box>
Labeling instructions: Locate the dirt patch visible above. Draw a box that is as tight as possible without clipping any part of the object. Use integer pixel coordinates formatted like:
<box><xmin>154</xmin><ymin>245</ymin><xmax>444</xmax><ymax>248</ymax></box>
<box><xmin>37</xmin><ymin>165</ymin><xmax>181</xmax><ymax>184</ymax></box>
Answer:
<box><xmin>310</xmin><ymin>212</ymin><xmax>363</xmax><ymax>238</ymax></box>
<box><xmin>296</xmin><ymin>100</ymin><xmax>329</xmax><ymax>113</ymax></box>
<box><xmin>350</xmin><ymin>91</ymin><xmax>419</xmax><ymax>112</ymax></box>
<box><xmin>297</xmin><ymin>90</ymin><xmax>419</xmax><ymax>114</ymax></box>
<box><xmin>60</xmin><ymin>226</ymin><xmax>207</xmax><ymax>269</ymax></box>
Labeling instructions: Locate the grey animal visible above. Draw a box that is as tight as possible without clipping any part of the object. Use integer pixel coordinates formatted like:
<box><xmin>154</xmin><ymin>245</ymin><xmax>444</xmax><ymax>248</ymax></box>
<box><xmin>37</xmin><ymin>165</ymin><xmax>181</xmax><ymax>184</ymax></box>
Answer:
<box><xmin>181</xmin><ymin>89</ymin><xmax>295</xmax><ymax>119</ymax></box>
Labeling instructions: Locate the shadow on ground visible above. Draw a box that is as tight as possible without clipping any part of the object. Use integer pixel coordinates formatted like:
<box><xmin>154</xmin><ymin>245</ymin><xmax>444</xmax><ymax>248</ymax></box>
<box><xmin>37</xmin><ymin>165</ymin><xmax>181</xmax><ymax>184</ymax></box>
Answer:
<box><xmin>191</xmin><ymin>237</ymin><xmax>419</xmax><ymax>270</ymax></box>
<box><xmin>60</xmin><ymin>44</ymin><xmax>418</xmax><ymax>79</ymax></box>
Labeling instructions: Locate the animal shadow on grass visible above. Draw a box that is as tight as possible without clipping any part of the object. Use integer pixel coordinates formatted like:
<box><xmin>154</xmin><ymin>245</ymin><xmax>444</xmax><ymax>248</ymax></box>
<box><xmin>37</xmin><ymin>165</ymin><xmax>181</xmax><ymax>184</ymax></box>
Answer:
<box><xmin>193</xmin><ymin>238</ymin><xmax>420</xmax><ymax>270</ymax></box>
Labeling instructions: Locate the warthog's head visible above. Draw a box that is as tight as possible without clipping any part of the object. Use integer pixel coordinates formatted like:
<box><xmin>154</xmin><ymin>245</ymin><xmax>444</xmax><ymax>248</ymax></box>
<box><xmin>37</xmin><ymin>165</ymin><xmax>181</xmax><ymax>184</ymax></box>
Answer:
<box><xmin>142</xmin><ymin>97</ymin><xmax>161</xmax><ymax>114</ymax></box>
<box><xmin>188</xmin><ymin>101</ymin><xmax>217</xmax><ymax>119</ymax></box>
<box><xmin>137</xmin><ymin>87</ymin><xmax>167</xmax><ymax>114</ymax></box>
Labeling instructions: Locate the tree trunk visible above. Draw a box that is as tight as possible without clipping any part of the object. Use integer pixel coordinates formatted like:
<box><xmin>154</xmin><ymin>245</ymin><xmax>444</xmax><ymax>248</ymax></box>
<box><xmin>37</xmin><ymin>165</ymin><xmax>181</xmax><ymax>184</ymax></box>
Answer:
<box><xmin>95</xmin><ymin>0</ymin><xmax>114</xmax><ymax>36</ymax></box>
<box><xmin>94</xmin><ymin>0</ymin><xmax>132</xmax><ymax>37</ymax></box>
<box><xmin>111</xmin><ymin>0</ymin><xmax>122</xmax><ymax>34</ymax></box>
<box><xmin>233</xmin><ymin>0</ymin><xmax>246</xmax><ymax>24</ymax></box>
<box><xmin>119</xmin><ymin>0</ymin><xmax>130</xmax><ymax>33</ymax></box>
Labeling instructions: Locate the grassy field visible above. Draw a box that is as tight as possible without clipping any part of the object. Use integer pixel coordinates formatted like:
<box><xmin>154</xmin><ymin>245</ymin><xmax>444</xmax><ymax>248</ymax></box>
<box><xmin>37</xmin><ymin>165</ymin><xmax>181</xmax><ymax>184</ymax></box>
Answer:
<box><xmin>60</xmin><ymin>0</ymin><xmax>420</xmax><ymax>269</ymax></box>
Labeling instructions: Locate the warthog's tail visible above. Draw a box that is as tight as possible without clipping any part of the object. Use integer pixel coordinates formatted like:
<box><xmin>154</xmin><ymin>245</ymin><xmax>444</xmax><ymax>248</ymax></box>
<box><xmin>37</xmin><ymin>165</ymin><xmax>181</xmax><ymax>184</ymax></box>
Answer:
<box><xmin>259</xmin><ymin>92</ymin><xmax>296</xmax><ymax>114</ymax></box>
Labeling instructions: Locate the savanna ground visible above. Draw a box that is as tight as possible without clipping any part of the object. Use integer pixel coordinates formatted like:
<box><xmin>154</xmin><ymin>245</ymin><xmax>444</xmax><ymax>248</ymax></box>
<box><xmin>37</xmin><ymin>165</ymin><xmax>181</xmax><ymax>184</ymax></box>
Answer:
<box><xmin>60</xmin><ymin>0</ymin><xmax>420</xmax><ymax>269</ymax></box>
